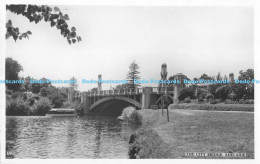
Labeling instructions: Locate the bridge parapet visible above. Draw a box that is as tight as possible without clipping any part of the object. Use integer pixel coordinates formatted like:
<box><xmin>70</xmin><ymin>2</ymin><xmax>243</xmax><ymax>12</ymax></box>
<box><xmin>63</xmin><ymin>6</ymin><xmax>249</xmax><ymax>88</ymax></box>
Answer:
<box><xmin>84</xmin><ymin>87</ymin><xmax>174</xmax><ymax>97</ymax></box>
<box><xmin>86</xmin><ymin>88</ymin><xmax>144</xmax><ymax>97</ymax></box>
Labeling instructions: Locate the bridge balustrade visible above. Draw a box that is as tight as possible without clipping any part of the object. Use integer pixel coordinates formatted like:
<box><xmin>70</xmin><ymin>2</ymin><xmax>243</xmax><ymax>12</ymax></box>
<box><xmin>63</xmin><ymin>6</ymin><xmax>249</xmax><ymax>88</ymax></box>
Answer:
<box><xmin>83</xmin><ymin>87</ymin><xmax>175</xmax><ymax>97</ymax></box>
<box><xmin>114</xmin><ymin>90</ymin><xmax>120</xmax><ymax>95</ymax></box>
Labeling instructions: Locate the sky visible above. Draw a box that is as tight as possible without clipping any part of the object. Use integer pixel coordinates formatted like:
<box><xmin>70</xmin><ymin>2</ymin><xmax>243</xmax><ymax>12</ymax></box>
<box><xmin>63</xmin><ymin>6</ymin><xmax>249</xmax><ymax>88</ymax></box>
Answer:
<box><xmin>6</xmin><ymin>6</ymin><xmax>253</xmax><ymax>91</ymax></box>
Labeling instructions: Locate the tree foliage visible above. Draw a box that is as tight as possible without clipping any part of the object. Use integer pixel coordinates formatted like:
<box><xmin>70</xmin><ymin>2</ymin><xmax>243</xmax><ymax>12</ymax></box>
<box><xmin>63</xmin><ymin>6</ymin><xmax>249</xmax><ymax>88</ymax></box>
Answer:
<box><xmin>215</xmin><ymin>85</ymin><xmax>230</xmax><ymax>100</ymax></box>
<box><xmin>5</xmin><ymin>58</ymin><xmax>23</xmax><ymax>91</ymax></box>
<box><xmin>199</xmin><ymin>74</ymin><xmax>212</xmax><ymax>81</ymax></box>
<box><xmin>32</xmin><ymin>97</ymin><xmax>52</xmax><ymax>115</ymax></box>
<box><xmin>234</xmin><ymin>69</ymin><xmax>254</xmax><ymax>99</ymax></box>
<box><xmin>115</xmin><ymin>83</ymin><xmax>129</xmax><ymax>90</ymax></box>
<box><xmin>179</xmin><ymin>87</ymin><xmax>195</xmax><ymax>101</ymax></box>
<box><xmin>40</xmin><ymin>86</ymin><xmax>67</xmax><ymax>108</ymax></box>
<box><xmin>6</xmin><ymin>5</ymin><xmax>82</xmax><ymax>44</ymax></box>
<box><xmin>126</xmin><ymin>61</ymin><xmax>141</xmax><ymax>89</ymax></box>
<box><xmin>70</xmin><ymin>77</ymin><xmax>78</xmax><ymax>89</ymax></box>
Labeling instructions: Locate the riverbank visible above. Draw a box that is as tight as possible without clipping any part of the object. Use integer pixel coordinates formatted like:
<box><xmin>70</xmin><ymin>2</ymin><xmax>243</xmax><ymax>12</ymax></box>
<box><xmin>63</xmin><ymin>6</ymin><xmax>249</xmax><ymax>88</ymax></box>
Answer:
<box><xmin>131</xmin><ymin>108</ymin><xmax>254</xmax><ymax>159</ymax></box>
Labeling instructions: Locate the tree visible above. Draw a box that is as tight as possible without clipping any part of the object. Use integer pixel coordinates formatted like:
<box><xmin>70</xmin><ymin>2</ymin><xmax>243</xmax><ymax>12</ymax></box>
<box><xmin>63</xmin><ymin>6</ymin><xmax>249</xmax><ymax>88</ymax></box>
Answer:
<box><xmin>31</xmin><ymin>78</ymin><xmax>41</xmax><ymax>93</ymax></box>
<box><xmin>115</xmin><ymin>84</ymin><xmax>128</xmax><ymax>90</ymax></box>
<box><xmin>40</xmin><ymin>86</ymin><xmax>67</xmax><ymax>108</ymax></box>
<box><xmin>215</xmin><ymin>85</ymin><xmax>230</xmax><ymax>100</ymax></box>
<box><xmin>69</xmin><ymin>77</ymin><xmax>78</xmax><ymax>89</ymax></box>
<box><xmin>20</xmin><ymin>76</ymin><xmax>32</xmax><ymax>92</ymax></box>
<box><xmin>126</xmin><ymin>61</ymin><xmax>141</xmax><ymax>89</ymax></box>
<box><xmin>234</xmin><ymin>69</ymin><xmax>254</xmax><ymax>99</ymax></box>
<box><xmin>199</xmin><ymin>74</ymin><xmax>212</xmax><ymax>81</ymax></box>
<box><xmin>5</xmin><ymin>58</ymin><xmax>23</xmax><ymax>91</ymax></box>
<box><xmin>6</xmin><ymin>5</ymin><xmax>82</xmax><ymax>44</ymax></box>
<box><xmin>178</xmin><ymin>87</ymin><xmax>195</xmax><ymax>101</ymax></box>
<box><xmin>90</xmin><ymin>87</ymin><xmax>98</xmax><ymax>92</ymax></box>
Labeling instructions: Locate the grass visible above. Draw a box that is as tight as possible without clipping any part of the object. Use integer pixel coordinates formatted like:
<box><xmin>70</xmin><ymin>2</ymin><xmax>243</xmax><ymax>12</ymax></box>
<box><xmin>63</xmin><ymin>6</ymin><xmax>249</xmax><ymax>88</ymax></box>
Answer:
<box><xmin>138</xmin><ymin>109</ymin><xmax>254</xmax><ymax>159</ymax></box>
<box><xmin>169</xmin><ymin>103</ymin><xmax>254</xmax><ymax>112</ymax></box>
<box><xmin>128</xmin><ymin>127</ymin><xmax>171</xmax><ymax>159</ymax></box>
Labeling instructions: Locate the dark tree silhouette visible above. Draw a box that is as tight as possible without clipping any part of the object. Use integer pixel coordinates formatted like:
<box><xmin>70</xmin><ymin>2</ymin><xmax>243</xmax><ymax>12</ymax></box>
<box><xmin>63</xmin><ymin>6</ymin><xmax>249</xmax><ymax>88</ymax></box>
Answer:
<box><xmin>5</xmin><ymin>58</ymin><xmax>23</xmax><ymax>91</ymax></box>
<box><xmin>126</xmin><ymin>61</ymin><xmax>141</xmax><ymax>89</ymax></box>
<box><xmin>6</xmin><ymin>5</ymin><xmax>82</xmax><ymax>44</ymax></box>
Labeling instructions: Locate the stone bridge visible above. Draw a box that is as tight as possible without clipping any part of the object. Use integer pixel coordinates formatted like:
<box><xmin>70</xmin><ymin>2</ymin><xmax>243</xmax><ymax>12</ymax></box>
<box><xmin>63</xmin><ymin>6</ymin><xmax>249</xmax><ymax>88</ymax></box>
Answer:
<box><xmin>68</xmin><ymin>64</ymin><xmax>187</xmax><ymax>115</ymax></box>
<box><xmin>77</xmin><ymin>87</ymin><xmax>175</xmax><ymax>114</ymax></box>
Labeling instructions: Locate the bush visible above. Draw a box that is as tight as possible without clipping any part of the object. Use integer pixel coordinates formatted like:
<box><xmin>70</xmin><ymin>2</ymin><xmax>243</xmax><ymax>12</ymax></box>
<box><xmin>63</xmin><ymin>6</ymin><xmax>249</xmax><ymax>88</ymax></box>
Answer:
<box><xmin>128</xmin><ymin>128</ymin><xmax>170</xmax><ymax>158</ymax></box>
<box><xmin>183</xmin><ymin>97</ymin><xmax>191</xmax><ymax>103</ymax></box>
<box><xmin>239</xmin><ymin>99</ymin><xmax>254</xmax><ymax>104</ymax></box>
<box><xmin>209</xmin><ymin>99</ymin><xmax>217</xmax><ymax>104</ymax></box>
<box><xmin>198</xmin><ymin>97</ymin><xmax>204</xmax><ymax>103</ymax></box>
<box><xmin>196</xmin><ymin>88</ymin><xmax>208</xmax><ymax>99</ymax></box>
<box><xmin>169</xmin><ymin>103</ymin><xmax>254</xmax><ymax>112</ymax></box>
<box><xmin>178</xmin><ymin>87</ymin><xmax>195</xmax><ymax>101</ymax></box>
<box><xmin>11</xmin><ymin>92</ymin><xmax>27</xmax><ymax>100</ymax></box>
<box><xmin>6</xmin><ymin>89</ymin><xmax>13</xmax><ymax>95</ymax></box>
<box><xmin>26</xmin><ymin>97</ymin><xmax>35</xmax><ymax>106</ymax></box>
<box><xmin>205</xmin><ymin>93</ymin><xmax>214</xmax><ymax>99</ymax></box>
<box><xmin>32</xmin><ymin>97</ymin><xmax>52</xmax><ymax>115</ymax></box>
<box><xmin>63</xmin><ymin>101</ymin><xmax>83</xmax><ymax>114</ymax></box>
<box><xmin>215</xmin><ymin>85</ymin><xmax>230</xmax><ymax>100</ymax></box>
<box><xmin>122</xmin><ymin>107</ymin><xmax>142</xmax><ymax>125</ymax></box>
<box><xmin>6</xmin><ymin>97</ymin><xmax>30</xmax><ymax>116</ymax></box>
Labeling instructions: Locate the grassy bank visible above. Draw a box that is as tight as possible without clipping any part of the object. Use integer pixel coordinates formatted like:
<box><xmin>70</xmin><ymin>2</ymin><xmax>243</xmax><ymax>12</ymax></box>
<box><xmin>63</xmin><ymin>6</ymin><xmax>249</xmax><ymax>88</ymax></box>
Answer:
<box><xmin>169</xmin><ymin>103</ymin><xmax>254</xmax><ymax>112</ymax></box>
<box><xmin>134</xmin><ymin>109</ymin><xmax>254</xmax><ymax>159</ymax></box>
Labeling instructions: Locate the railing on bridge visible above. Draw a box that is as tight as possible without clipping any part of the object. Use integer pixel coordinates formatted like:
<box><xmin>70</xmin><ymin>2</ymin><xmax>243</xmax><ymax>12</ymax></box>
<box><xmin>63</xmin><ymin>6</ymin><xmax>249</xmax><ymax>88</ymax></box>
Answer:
<box><xmin>85</xmin><ymin>87</ymin><xmax>173</xmax><ymax>97</ymax></box>
<box><xmin>152</xmin><ymin>87</ymin><xmax>174</xmax><ymax>94</ymax></box>
<box><xmin>87</xmin><ymin>88</ymin><xmax>143</xmax><ymax>97</ymax></box>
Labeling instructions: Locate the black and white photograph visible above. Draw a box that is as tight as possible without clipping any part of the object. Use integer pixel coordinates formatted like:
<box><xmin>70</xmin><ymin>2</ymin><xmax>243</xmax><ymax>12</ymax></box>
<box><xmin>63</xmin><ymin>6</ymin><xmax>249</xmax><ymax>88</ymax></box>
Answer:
<box><xmin>0</xmin><ymin>0</ymin><xmax>259</xmax><ymax>162</ymax></box>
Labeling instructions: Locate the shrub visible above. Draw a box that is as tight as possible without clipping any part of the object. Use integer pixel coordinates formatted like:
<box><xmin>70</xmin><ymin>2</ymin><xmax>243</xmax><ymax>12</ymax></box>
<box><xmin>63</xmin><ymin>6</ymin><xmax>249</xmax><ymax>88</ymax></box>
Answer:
<box><xmin>238</xmin><ymin>99</ymin><xmax>254</xmax><ymax>104</ymax></box>
<box><xmin>128</xmin><ymin>128</ymin><xmax>170</xmax><ymax>158</ymax></box>
<box><xmin>178</xmin><ymin>87</ymin><xmax>195</xmax><ymax>101</ymax></box>
<box><xmin>6</xmin><ymin>89</ymin><xmax>13</xmax><ymax>95</ymax></box>
<box><xmin>198</xmin><ymin>97</ymin><xmax>204</xmax><ymax>103</ymax></box>
<box><xmin>183</xmin><ymin>97</ymin><xmax>191</xmax><ymax>103</ymax></box>
<box><xmin>205</xmin><ymin>93</ymin><xmax>214</xmax><ymax>99</ymax></box>
<box><xmin>215</xmin><ymin>85</ymin><xmax>230</xmax><ymax>100</ymax></box>
<box><xmin>209</xmin><ymin>99</ymin><xmax>217</xmax><ymax>104</ymax></box>
<box><xmin>196</xmin><ymin>88</ymin><xmax>208</xmax><ymax>99</ymax></box>
<box><xmin>169</xmin><ymin>103</ymin><xmax>254</xmax><ymax>112</ymax></box>
<box><xmin>26</xmin><ymin>97</ymin><xmax>35</xmax><ymax>106</ymax></box>
<box><xmin>6</xmin><ymin>97</ymin><xmax>30</xmax><ymax>116</ymax></box>
<box><xmin>63</xmin><ymin>101</ymin><xmax>83</xmax><ymax>114</ymax></box>
<box><xmin>128</xmin><ymin>110</ymin><xmax>143</xmax><ymax>125</ymax></box>
<box><xmin>32</xmin><ymin>97</ymin><xmax>52</xmax><ymax>115</ymax></box>
<box><xmin>11</xmin><ymin>92</ymin><xmax>27</xmax><ymax>100</ymax></box>
<box><xmin>122</xmin><ymin>107</ymin><xmax>142</xmax><ymax>125</ymax></box>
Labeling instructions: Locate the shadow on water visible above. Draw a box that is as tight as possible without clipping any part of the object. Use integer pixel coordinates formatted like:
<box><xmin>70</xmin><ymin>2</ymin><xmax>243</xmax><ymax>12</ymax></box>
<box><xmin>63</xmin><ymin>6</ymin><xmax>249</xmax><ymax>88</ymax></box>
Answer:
<box><xmin>90</xmin><ymin>99</ymin><xmax>136</xmax><ymax>116</ymax></box>
<box><xmin>6</xmin><ymin>115</ymin><xmax>138</xmax><ymax>159</ymax></box>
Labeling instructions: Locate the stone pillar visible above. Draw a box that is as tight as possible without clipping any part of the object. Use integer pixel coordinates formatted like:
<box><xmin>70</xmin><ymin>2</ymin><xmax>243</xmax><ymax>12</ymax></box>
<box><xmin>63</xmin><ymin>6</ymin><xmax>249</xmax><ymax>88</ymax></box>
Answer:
<box><xmin>82</xmin><ymin>92</ymin><xmax>90</xmax><ymax>114</ymax></box>
<box><xmin>98</xmin><ymin>74</ymin><xmax>102</xmax><ymax>91</ymax></box>
<box><xmin>68</xmin><ymin>87</ymin><xmax>75</xmax><ymax>102</ymax></box>
<box><xmin>173</xmin><ymin>74</ymin><xmax>184</xmax><ymax>104</ymax></box>
<box><xmin>229</xmin><ymin>73</ymin><xmax>234</xmax><ymax>84</ymax></box>
<box><xmin>158</xmin><ymin>63</ymin><xmax>167</xmax><ymax>89</ymax></box>
<box><xmin>141</xmin><ymin>87</ymin><xmax>152</xmax><ymax>109</ymax></box>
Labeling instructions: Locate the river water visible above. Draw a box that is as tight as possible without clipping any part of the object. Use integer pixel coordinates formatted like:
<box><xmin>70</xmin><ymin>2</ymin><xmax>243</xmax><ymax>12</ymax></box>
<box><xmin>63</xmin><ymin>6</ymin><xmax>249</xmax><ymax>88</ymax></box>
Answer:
<box><xmin>6</xmin><ymin>115</ymin><xmax>137</xmax><ymax>159</ymax></box>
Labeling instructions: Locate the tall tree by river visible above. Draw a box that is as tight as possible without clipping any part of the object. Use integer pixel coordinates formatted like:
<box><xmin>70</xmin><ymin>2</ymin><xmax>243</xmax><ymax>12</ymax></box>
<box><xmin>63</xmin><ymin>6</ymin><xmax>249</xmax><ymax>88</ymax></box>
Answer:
<box><xmin>126</xmin><ymin>61</ymin><xmax>141</xmax><ymax>89</ymax></box>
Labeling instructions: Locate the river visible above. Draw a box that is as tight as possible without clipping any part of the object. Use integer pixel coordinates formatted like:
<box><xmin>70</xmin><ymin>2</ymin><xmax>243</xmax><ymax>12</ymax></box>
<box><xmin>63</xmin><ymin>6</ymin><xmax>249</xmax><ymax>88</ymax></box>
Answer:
<box><xmin>6</xmin><ymin>115</ymin><xmax>137</xmax><ymax>158</ymax></box>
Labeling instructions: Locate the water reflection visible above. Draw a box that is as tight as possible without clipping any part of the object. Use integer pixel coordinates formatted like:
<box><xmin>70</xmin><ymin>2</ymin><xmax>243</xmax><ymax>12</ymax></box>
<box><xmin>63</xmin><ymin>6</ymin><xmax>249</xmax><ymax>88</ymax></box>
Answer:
<box><xmin>6</xmin><ymin>115</ymin><xmax>136</xmax><ymax>158</ymax></box>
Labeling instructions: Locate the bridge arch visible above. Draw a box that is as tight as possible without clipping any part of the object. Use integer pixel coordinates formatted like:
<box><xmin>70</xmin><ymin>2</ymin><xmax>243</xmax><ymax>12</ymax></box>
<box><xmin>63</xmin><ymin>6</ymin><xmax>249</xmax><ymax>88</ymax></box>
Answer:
<box><xmin>90</xmin><ymin>96</ymin><xmax>142</xmax><ymax>111</ymax></box>
<box><xmin>155</xmin><ymin>95</ymin><xmax>174</xmax><ymax>105</ymax></box>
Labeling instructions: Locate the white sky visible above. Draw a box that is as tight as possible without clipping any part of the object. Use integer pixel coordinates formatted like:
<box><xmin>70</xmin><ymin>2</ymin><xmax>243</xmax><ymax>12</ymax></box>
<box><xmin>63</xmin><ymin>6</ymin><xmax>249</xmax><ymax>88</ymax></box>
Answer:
<box><xmin>6</xmin><ymin>6</ymin><xmax>253</xmax><ymax>91</ymax></box>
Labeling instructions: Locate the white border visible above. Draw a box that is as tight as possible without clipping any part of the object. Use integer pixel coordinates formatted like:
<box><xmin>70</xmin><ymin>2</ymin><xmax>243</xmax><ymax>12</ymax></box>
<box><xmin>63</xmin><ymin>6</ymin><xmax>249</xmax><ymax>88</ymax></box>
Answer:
<box><xmin>0</xmin><ymin>0</ymin><xmax>259</xmax><ymax>164</ymax></box>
